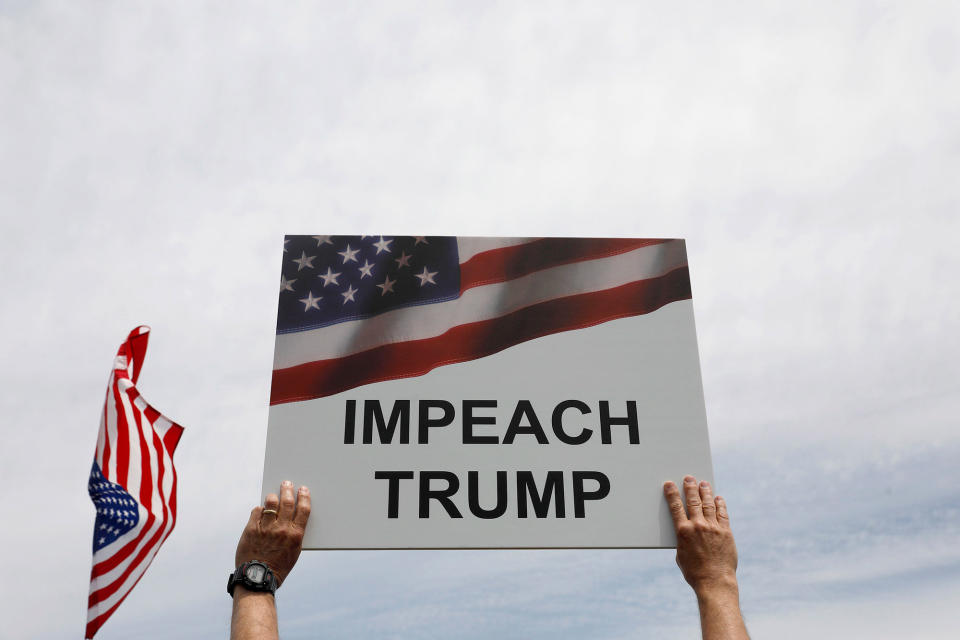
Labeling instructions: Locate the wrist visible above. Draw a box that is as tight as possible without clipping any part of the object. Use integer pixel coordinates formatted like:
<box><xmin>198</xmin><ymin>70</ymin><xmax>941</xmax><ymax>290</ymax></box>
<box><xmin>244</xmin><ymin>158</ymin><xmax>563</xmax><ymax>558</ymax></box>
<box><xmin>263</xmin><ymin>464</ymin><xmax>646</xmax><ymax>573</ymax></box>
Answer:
<box><xmin>692</xmin><ymin>575</ymin><xmax>740</xmax><ymax>601</ymax></box>
<box><xmin>233</xmin><ymin>584</ymin><xmax>276</xmax><ymax>598</ymax></box>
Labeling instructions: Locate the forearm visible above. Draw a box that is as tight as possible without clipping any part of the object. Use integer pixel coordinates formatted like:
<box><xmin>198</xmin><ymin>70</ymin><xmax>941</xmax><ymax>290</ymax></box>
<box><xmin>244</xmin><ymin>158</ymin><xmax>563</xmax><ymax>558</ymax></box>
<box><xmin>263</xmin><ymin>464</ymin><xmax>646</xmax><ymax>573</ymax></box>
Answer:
<box><xmin>230</xmin><ymin>587</ymin><xmax>278</xmax><ymax>640</ymax></box>
<box><xmin>694</xmin><ymin>578</ymin><xmax>749</xmax><ymax>640</ymax></box>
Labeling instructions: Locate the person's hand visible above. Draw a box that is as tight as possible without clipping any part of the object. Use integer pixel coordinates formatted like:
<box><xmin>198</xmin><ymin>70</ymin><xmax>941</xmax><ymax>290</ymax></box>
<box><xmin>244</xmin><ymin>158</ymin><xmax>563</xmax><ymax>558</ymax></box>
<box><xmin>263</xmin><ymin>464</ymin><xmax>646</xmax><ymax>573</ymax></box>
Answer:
<box><xmin>235</xmin><ymin>481</ymin><xmax>311</xmax><ymax>587</ymax></box>
<box><xmin>663</xmin><ymin>475</ymin><xmax>737</xmax><ymax>594</ymax></box>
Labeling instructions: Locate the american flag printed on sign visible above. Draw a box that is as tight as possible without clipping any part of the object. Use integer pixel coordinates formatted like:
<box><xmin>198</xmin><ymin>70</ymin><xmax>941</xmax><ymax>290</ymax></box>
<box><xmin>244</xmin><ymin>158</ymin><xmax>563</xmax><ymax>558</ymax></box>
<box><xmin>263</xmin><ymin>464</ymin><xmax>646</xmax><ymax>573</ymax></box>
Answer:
<box><xmin>86</xmin><ymin>327</ymin><xmax>183</xmax><ymax>638</ymax></box>
<box><xmin>271</xmin><ymin>236</ymin><xmax>692</xmax><ymax>404</ymax></box>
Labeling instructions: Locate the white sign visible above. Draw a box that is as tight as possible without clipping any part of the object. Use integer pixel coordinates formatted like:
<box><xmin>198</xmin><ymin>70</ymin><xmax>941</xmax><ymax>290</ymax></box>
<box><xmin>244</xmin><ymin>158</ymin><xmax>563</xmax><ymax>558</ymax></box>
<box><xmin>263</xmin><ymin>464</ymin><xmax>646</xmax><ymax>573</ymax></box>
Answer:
<box><xmin>263</xmin><ymin>236</ymin><xmax>713</xmax><ymax>548</ymax></box>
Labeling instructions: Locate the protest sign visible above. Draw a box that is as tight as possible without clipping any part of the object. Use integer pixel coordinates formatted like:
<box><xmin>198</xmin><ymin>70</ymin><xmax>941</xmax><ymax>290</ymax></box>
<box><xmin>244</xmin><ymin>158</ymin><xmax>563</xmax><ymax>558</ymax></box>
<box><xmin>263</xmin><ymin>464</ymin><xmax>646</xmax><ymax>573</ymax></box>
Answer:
<box><xmin>263</xmin><ymin>236</ymin><xmax>713</xmax><ymax>548</ymax></box>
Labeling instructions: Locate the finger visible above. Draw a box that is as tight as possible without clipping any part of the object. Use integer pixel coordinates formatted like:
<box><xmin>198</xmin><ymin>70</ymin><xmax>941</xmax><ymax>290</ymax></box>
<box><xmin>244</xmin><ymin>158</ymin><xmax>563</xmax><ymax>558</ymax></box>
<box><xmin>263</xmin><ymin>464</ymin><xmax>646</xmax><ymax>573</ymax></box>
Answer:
<box><xmin>247</xmin><ymin>506</ymin><xmax>263</xmax><ymax>528</ymax></box>
<box><xmin>663</xmin><ymin>481</ymin><xmax>688</xmax><ymax>529</ymax></box>
<box><xmin>699</xmin><ymin>480</ymin><xmax>717</xmax><ymax>523</ymax></box>
<box><xmin>293</xmin><ymin>486</ymin><xmax>312</xmax><ymax>529</ymax></box>
<box><xmin>716</xmin><ymin>496</ymin><xmax>731</xmax><ymax>529</ymax></box>
<box><xmin>278</xmin><ymin>480</ymin><xmax>296</xmax><ymax>521</ymax></box>
<box><xmin>261</xmin><ymin>493</ymin><xmax>280</xmax><ymax>526</ymax></box>
<box><xmin>682</xmin><ymin>475</ymin><xmax>704</xmax><ymax>521</ymax></box>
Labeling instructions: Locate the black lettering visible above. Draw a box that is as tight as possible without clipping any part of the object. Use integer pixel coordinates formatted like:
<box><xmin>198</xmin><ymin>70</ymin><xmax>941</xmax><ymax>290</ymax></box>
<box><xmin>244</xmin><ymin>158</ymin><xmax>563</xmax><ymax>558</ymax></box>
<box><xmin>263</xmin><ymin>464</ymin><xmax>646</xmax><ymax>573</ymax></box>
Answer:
<box><xmin>419</xmin><ymin>471</ymin><xmax>463</xmax><ymax>518</ymax></box>
<box><xmin>503</xmin><ymin>400</ymin><xmax>549</xmax><ymax>444</ymax></box>
<box><xmin>374</xmin><ymin>471</ymin><xmax>414</xmax><ymax>518</ymax></box>
<box><xmin>552</xmin><ymin>400</ymin><xmax>593</xmax><ymax>445</ymax></box>
<box><xmin>572</xmin><ymin>471</ymin><xmax>610</xmax><ymax>518</ymax></box>
<box><xmin>363</xmin><ymin>400</ymin><xmax>411</xmax><ymax>444</ymax></box>
<box><xmin>418</xmin><ymin>400</ymin><xmax>455</xmax><ymax>444</ymax></box>
<box><xmin>467</xmin><ymin>471</ymin><xmax>508</xmax><ymax>519</ymax></box>
<box><xmin>344</xmin><ymin>399</ymin><xmax>357</xmax><ymax>444</ymax></box>
<box><xmin>463</xmin><ymin>400</ymin><xmax>498</xmax><ymax>444</ymax></box>
<box><xmin>517</xmin><ymin>471</ymin><xmax>566</xmax><ymax>518</ymax></box>
<box><xmin>599</xmin><ymin>401</ymin><xmax>639</xmax><ymax>444</ymax></box>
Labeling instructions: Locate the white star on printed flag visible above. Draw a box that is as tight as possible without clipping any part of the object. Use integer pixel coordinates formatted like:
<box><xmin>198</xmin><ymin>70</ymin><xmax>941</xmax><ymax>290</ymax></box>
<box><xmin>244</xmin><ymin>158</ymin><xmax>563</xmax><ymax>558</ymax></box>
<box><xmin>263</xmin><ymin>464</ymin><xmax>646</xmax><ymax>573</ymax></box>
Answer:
<box><xmin>413</xmin><ymin>236</ymin><xmax>428</xmax><ymax>245</ymax></box>
<box><xmin>415</xmin><ymin>266</ymin><xmax>438</xmax><ymax>286</ymax></box>
<box><xmin>373</xmin><ymin>236</ymin><xmax>393</xmax><ymax>254</ymax></box>
<box><xmin>358</xmin><ymin>260</ymin><xmax>375</xmax><ymax>279</ymax></box>
<box><xmin>318</xmin><ymin>267</ymin><xmax>341</xmax><ymax>287</ymax></box>
<box><xmin>395</xmin><ymin>251</ymin><xmax>412</xmax><ymax>268</ymax></box>
<box><xmin>280</xmin><ymin>276</ymin><xmax>296</xmax><ymax>292</ymax></box>
<box><xmin>341</xmin><ymin>284</ymin><xmax>358</xmax><ymax>304</ymax></box>
<box><xmin>312</xmin><ymin>235</ymin><xmax>334</xmax><ymax>246</ymax></box>
<box><xmin>338</xmin><ymin>244</ymin><xmax>360</xmax><ymax>264</ymax></box>
<box><xmin>299</xmin><ymin>291</ymin><xmax>322</xmax><ymax>311</ymax></box>
<box><xmin>293</xmin><ymin>251</ymin><xmax>316</xmax><ymax>271</ymax></box>
<box><xmin>377</xmin><ymin>275</ymin><xmax>396</xmax><ymax>295</ymax></box>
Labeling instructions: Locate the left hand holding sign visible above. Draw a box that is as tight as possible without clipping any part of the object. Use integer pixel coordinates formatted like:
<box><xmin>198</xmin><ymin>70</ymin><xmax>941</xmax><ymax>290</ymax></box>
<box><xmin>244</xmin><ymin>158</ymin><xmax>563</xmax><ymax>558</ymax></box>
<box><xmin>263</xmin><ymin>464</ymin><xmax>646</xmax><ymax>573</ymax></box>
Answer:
<box><xmin>231</xmin><ymin>482</ymin><xmax>311</xmax><ymax>640</ymax></box>
<box><xmin>236</xmin><ymin>481</ymin><xmax>311</xmax><ymax>588</ymax></box>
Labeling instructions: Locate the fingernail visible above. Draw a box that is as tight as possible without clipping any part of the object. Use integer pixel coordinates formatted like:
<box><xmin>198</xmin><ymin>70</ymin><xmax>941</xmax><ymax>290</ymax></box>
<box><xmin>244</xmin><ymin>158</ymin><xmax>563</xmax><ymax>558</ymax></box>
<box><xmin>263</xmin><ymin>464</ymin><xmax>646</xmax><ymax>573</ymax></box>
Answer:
<box><xmin>299</xmin><ymin>486</ymin><xmax>309</xmax><ymax>494</ymax></box>
<box><xmin>700</xmin><ymin>480</ymin><xmax>709</xmax><ymax>488</ymax></box>
<box><xmin>282</xmin><ymin>480</ymin><xmax>293</xmax><ymax>488</ymax></box>
<box><xmin>684</xmin><ymin>476</ymin><xmax>696</xmax><ymax>485</ymax></box>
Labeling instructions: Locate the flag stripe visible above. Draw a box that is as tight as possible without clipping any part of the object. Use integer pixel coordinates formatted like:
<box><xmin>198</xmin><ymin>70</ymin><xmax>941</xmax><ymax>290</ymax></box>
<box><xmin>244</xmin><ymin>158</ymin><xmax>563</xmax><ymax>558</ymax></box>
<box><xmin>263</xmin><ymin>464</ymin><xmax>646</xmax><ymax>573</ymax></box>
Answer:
<box><xmin>89</xmin><ymin>513</ymin><xmax>158</xmax><ymax>601</ymax></box>
<box><xmin>113</xmin><ymin>380</ymin><xmax>132</xmax><ymax>490</ymax></box>
<box><xmin>89</xmin><ymin>485</ymin><xmax>170</xmax><ymax>605</ymax></box>
<box><xmin>272</xmin><ymin>239</ymin><xmax>688</xmax><ymax>371</ymax></box>
<box><xmin>117</xmin><ymin>381</ymin><xmax>142</xmax><ymax>518</ymax></box>
<box><xmin>271</xmin><ymin>265</ymin><xmax>691</xmax><ymax>403</ymax></box>
<box><xmin>85</xmin><ymin>565</ymin><xmax>152</xmax><ymax>638</ymax></box>
<box><xmin>455</xmin><ymin>236</ymin><xmax>538</xmax><ymax>264</ymax></box>
<box><xmin>459</xmin><ymin>237</ymin><xmax>672</xmax><ymax>292</ymax></box>
<box><xmin>90</xmin><ymin>511</ymin><xmax>155</xmax><ymax>577</ymax></box>
<box><xmin>131</xmin><ymin>391</ymin><xmax>154</xmax><ymax>513</ymax></box>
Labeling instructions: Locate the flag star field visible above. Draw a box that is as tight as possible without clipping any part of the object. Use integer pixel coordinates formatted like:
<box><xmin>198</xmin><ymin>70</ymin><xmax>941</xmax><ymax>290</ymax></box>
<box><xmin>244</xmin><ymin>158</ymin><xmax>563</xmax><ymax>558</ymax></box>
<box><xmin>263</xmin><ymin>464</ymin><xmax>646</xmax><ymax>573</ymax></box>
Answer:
<box><xmin>277</xmin><ymin>236</ymin><xmax>460</xmax><ymax>333</ymax></box>
<box><xmin>88</xmin><ymin>462</ymin><xmax>141</xmax><ymax>552</ymax></box>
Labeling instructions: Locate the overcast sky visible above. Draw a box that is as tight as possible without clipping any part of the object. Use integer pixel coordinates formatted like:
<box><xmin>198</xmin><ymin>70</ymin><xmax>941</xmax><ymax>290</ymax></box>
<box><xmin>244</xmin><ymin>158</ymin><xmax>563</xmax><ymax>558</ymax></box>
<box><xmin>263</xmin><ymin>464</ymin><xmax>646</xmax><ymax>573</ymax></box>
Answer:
<box><xmin>2</xmin><ymin>1</ymin><xmax>959</xmax><ymax>638</ymax></box>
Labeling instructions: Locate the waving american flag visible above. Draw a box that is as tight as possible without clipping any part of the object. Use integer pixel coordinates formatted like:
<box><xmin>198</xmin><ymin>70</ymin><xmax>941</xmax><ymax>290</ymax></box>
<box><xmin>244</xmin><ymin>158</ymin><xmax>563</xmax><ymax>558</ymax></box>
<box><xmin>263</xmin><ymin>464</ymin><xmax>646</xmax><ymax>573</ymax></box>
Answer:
<box><xmin>271</xmin><ymin>236</ymin><xmax>691</xmax><ymax>404</ymax></box>
<box><xmin>86</xmin><ymin>327</ymin><xmax>183</xmax><ymax>638</ymax></box>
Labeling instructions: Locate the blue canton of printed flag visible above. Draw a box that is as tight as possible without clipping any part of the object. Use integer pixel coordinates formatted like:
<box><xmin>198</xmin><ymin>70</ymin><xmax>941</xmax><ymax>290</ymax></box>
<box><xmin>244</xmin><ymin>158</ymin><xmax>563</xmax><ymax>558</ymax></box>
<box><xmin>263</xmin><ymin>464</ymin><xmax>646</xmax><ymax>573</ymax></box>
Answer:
<box><xmin>277</xmin><ymin>235</ymin><xmax>460</xmax><ymax>333</ymax></box>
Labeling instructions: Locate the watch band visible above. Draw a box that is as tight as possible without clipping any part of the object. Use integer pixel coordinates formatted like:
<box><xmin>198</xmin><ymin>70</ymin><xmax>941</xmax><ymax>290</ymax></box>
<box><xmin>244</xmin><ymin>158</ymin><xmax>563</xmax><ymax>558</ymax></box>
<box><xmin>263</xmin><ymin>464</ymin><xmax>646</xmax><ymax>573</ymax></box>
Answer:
<box><xmin>228</xmin><ymin>561</ymin><xmax>278</xmax><ymax>597</ymax></box>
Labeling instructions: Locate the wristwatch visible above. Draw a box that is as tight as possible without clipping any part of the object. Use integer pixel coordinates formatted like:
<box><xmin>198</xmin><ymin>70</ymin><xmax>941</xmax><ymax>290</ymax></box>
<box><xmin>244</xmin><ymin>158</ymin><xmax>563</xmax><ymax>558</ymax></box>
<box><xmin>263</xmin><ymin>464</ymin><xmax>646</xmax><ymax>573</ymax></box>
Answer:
<box><xmin>228</xmin><ymin>561</ymin><xmax>278</xmax><ymax>597</ymax></box>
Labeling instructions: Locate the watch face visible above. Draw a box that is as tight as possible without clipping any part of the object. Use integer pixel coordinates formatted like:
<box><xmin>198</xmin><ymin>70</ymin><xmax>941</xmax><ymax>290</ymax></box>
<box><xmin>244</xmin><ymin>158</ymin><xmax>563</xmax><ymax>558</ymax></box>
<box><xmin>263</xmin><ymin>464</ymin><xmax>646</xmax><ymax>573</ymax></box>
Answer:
<box><xmin>244</xmin><ymin>563</ymin><xmax>267</xmax><ymax>583</ymax></box>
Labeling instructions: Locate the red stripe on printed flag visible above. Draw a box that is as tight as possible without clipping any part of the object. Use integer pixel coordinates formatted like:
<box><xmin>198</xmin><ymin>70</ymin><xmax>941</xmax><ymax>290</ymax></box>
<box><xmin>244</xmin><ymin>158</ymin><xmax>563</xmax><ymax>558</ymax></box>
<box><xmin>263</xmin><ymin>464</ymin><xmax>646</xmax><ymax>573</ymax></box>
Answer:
<box><xmin>271</xmin><ymin>266</ymin><xmax>691</xmax><ymax>404</ymax></box>
<box><xmin>459</xmin><ymin>237</ymin><xmax>672</xmax><ymax>293</ymax></box>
